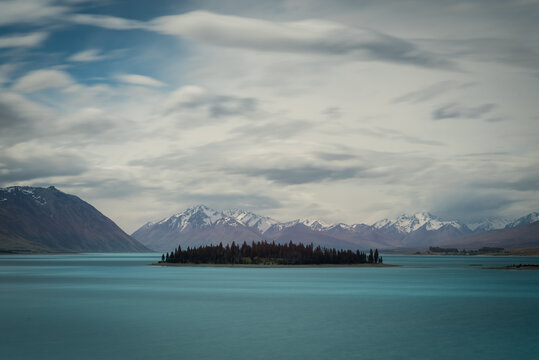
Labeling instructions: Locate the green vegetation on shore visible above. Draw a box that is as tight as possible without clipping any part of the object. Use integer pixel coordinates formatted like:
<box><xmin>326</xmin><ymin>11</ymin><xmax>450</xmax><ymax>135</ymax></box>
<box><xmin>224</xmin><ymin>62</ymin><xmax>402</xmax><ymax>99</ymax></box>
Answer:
<box><xmin>398</xmin><ymin>247</ymin><xmax>539</xmax><ymax>256</ymax></box>
<box><xmin>160</xmin><ymin>241</ymin><xmax>383</xmax><ymax>265</ymax></box>
<box><xmin>427</xmin><ymin>246</ymin><xmax>505</xmax><ymax>255</ymax></box>
<box><xmin>488</xmin><ymin>264</ymin><xmax>539</xmax><ymax>270</ymax></box>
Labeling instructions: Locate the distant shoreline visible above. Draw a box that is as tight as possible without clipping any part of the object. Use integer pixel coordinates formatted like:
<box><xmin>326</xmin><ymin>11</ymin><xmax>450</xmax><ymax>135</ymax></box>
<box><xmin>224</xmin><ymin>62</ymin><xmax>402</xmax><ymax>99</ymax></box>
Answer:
<box><xmin>391</xmin><ymin>247</ymin><xmax>539</xmax><ymax>257</ymax></box>
<box><xmin>487</xmin><ymin>264</ymin><xmax>539</xmax><ymax>270</ymax></box>
<box><xmin>151</xmin><ymin>262</ymin><xmax>399</xmax><ymax>268</ymax></box>
<box><xmin>0</xmin><ymin>250</ymin><xmax>80</xmax><ymax>255</ymax></box>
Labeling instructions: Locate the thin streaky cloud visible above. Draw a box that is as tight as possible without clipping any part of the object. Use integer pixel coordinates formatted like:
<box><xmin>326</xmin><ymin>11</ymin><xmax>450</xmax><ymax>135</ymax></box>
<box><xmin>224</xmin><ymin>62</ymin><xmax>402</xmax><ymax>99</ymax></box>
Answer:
<box><xmin>69</xmin><ymin>10</ymin><xmax>455</xmax><ymax>69</ymax></box>
<box><xmin>0</xmin><ymin>32</ymin><xmax>48</xmax><ymax>49</ymax></box>
<box><xmin>116</xmin><ymin>74</ymin><xmax>165</xmax><ymax>87</ymax></box>
<box><xmin>432</xmin><ymin>103</ymin><xmax>495</xmax><ymax>120</ymax></box>
<box><xmin>12</xmin><ymin>69</ymin><xmax>74</xmax><ymax>93</ymax></box>
<box><xmin>68</xmin><ymin>49</ymin><xmax>108</xmax><ymax>62</ymax></box>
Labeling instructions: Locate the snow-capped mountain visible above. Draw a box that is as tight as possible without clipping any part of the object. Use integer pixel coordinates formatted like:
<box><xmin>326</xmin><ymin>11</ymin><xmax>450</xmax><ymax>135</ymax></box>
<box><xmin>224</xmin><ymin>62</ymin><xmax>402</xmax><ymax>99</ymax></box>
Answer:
<box><xmin>221</xmin><ymin>208</ymin><xmax>279</xmax><ymax>233</ymax></box>
<box><xmin>373</xmin><ymin>212</ymin><xmax>466</xmax><ymax>234</ymax></box>
<box><xmin>505</xmin><ymin>212</ymin><xmax>539</xmax><ymax>229</ymax></box>
<box><xmin>268</xmin><ymin>218</ymin><xmax>331</xmax><ymax>232</ymax></box>
<box><xmin>132</xmin><ymin>205</ymin><xmax>398</xmax><ymax>251</ymax></box>
<box><xmin>132</xmin><ymin>205</ymin><xmax>276</xmax><ymax>251</ymax></box>
<box><xmin>466</xmin><ymin>216</ymin><xmax>511</xmax><ymax>232</ymax></box>
<box><xmin>372</xmin><ymin>212</ymin><xmax>472</xmax><ymax>247</ymax></box>
<box><xmin>147</xmin><ymin>205</ymin><xmax>278</xmax><ymax>232</ymax></box>
<box><xmin>133</xmin><ymin>206</ymin><xmax>539</xmax><ymax>252</ymax></box>
<box><xmin>151</xmin><ymin>205</ymin><xmax>224</xmax><ymax>230</ymax></box>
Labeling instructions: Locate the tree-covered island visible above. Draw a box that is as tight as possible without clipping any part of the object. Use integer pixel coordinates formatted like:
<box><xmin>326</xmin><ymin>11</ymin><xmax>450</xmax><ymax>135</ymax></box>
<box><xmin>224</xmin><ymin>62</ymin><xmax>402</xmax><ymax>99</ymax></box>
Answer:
<box><xmin>160</xmin><ymin>241</ymin><xmax>383</xmax><ymax>265</ymax></box>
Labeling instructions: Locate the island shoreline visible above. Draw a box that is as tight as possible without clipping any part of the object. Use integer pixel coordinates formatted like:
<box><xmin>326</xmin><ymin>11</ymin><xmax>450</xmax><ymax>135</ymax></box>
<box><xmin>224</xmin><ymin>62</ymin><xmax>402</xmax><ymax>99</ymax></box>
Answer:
<box><xmin>151</xmin><ymin>262</ymin><xmax>399</xmax><ymax>268</ymax></box>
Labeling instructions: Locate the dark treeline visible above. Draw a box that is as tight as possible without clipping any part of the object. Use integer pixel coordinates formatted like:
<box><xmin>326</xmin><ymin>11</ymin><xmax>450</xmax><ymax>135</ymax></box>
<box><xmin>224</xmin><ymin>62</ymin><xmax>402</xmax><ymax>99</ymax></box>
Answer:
<box><xmin>161</xmin><ymin>241</ymin><xmax>383</xmax><ymax>265</ymax></box>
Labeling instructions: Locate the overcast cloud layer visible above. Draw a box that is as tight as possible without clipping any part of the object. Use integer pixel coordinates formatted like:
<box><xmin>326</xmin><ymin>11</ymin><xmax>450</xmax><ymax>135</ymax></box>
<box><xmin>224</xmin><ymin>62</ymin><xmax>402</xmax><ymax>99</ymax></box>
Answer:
<box><xmin>0</xmin><ymin>0</ymin><xmax>538</xmax><ymax>232</ymax></box>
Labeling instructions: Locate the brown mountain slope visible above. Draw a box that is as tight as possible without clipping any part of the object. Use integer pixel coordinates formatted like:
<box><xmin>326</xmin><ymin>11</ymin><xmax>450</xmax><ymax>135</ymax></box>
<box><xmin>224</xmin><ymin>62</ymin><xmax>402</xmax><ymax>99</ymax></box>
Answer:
<box><xmin>438</xmin><ymin>222</ymin><xmax>539</xmax><ymax>249</ymax></box>
<box><xmin>0</xmin><ymin>186</ymin><xmax>149</xmax><ymax>253</ymax></box>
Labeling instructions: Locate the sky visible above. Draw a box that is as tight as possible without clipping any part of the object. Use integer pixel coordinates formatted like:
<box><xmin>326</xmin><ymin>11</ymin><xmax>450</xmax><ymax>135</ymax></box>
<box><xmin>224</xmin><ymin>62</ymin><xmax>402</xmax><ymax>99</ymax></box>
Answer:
<box><xmin>0</xmin><ymin>0</ymin><xmax>538</xmax><ymax>232</ymax></box>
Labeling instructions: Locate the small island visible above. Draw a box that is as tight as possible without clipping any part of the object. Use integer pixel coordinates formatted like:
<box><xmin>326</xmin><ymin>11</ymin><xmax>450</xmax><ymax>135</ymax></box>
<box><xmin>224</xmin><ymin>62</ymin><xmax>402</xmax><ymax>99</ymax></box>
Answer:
<box><xmin>158</xmin><ymin>241</ymin><xmax>387</xmax><ymax>266</ymax></box>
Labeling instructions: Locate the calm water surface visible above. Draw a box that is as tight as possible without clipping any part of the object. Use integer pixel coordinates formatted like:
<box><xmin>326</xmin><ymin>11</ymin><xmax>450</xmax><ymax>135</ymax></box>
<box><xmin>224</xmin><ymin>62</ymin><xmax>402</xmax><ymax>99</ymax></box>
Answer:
<box><xmin>1</xmin><ymin>253</ymin><xmax>538</xmax><ymax>360</ymax></box>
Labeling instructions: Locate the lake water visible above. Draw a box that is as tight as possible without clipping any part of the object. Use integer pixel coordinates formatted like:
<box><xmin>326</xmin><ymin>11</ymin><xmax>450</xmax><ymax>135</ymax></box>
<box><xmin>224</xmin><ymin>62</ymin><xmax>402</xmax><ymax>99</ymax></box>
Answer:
<box><xmin>1</xmin><ymin>253</ymin><xmax>538</xmax><ymax>360</ymax></box>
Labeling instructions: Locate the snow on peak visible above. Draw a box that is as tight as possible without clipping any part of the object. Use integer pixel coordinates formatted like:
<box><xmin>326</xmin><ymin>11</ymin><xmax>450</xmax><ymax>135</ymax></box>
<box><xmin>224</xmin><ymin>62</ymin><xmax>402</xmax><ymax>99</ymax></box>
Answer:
<box><xmin>505</xmin><ymin>212</ymin><xmax>539</xmax><ymax>229</ymax></box>
<box><xmin>221</xmin><ymin>208</ymin><xmax>278</xmax><ymax>233</ymax></box>
<box><xmin>157</xmin><ymin>205</ymin><xmax>222</xmax><ymax>230</ymax></box>
<box><xmin>328</xmin><ymin>222</ymin><xmax>353</xmax><ymax>231</ymax></box>
<box><xmin>466</xmin><ymin>216</ymin><xmax>510</xmax><ymax>232</ymax></box>
<box><xmin>373</xmin><ymin>212</ymin><xmax>462</xmax><ymax>233</ymax></box>
<box><xmin>153</xmin><ymin>205</ymin><xmax>279</xmax><ymax>233</ymax></box>
<box><xmin>272</xmin><ymin>218</ymin><xmax>333</xmax><ymax>232</ymax></box>
<box><xmin>1</xmin><ymin>186</ymin><xmax>47</xmax><ymax>205</ymax></box>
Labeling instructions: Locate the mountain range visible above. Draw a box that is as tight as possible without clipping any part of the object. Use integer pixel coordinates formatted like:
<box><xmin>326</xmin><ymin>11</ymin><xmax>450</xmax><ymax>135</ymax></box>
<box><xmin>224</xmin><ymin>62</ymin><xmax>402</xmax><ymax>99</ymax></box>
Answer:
<box><xmin>132</xmin><ymin>205</ymin><xmax>539</xmax><ymax>252</ymax></box>
<box><xmin>1</xmin><ymin>186</ymin><xmax>536</xmax><ymax>253</ymax></box>
<box><xmin>0</xmin><ymin>186</ymin><xmax>148</xmax><ymax>253</ymax></box>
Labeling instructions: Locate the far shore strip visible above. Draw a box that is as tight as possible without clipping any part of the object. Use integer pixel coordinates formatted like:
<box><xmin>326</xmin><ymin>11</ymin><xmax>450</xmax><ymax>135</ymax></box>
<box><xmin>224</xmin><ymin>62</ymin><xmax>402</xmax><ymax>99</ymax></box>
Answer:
<box><xmin>152</xmin><ymin>263</ymin><xmax>398</xmax><ymax>268</ymax></box>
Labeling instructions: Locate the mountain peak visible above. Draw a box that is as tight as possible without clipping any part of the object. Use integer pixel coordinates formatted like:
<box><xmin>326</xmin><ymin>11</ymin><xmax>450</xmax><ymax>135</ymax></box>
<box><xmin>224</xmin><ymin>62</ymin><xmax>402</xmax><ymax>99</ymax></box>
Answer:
<box><xmin>505</xmin><ymin>212</ymin><xmax>539</xmax><ymax>229</ymax></box>
<box><xmin>0</xmin><ymin>185</ymin><xmax>148</xmax><ymax>253</ymax></box>
<box><xmin>152</xmin><ymin>205</ymin><xmax>278</xmax><ymax>233</ymax></box>
<box><xmin>466</xmin><ymin>216</ymin><xmax>511</xmax><ymax>232</ymax></box>
<box><xmin>374</xmin><ymin>211</ymin><xmax>462</xmax><ymax>233</ymax></box>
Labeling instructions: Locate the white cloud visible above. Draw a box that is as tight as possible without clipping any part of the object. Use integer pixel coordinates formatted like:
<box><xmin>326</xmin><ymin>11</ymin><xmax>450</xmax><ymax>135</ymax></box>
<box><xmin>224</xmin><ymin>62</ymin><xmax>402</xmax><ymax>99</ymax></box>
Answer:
<box><xmin>0</xmin><ymin>64</ymin><xmax>17</xmax><ymax>84</ymax></box>
<box><xmin>148</xmin><ymin>11</ymin><xmax>452</xmax><ymax>68</ymax></box>
<box><xmin>70</xmin><ymin>13</ymin><xmax>144</xmax><ymax>30</ymax></box>
<box><xmin>68</xmin><ymin>49</ymin><xmax>108</xmax><ymax>62</ymax></box>
<box><xmin>0</xmin><ymin>0</ymin><xmax>67</xmax><ymax>26</ymax></box>
<box><xmin>69</xmin><ymin>10</ymin><xmax>451</xmax><ymax>68</ymax></box>
<box><xmin>0</xmin><ymin>32</ymin><xmax>48</xmax><ymax>48</ymax></box>
<box><xmin>116</xmin><ymin>74</ymin><xmax>165</xmax><ymax>87</ymax></box>
<box><xmin>1</xmin><ymin>2</ymin><xmax>538</xmax><ymax>231</ymax></box>
<box><xmin>12</xmin><ymin>69</ymin><xmax>74</xmax><ymax>93</ymax></box>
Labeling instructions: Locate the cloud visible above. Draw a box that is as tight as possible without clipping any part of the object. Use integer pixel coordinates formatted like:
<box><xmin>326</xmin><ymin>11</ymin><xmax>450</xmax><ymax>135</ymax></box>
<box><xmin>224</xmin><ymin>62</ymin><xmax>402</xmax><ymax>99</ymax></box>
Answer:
<box><xmin>71</xmin><ymin>10</ymin><xmax>454</xmax><ymax>69</ymax></box>
<box><xmin>70</xmin><ymin>13</ymin><xmax>144</xmax><ymax>30</ymax></box>
<box><xmin>505</xmin><ymin>177</ymin><xmax>539</xmax><ymax>192</ymax></box>
<box><xmin>68</xmin><ymin>49</ymin><xmax>108</xmax><ymax>62</ymax></box>
<box><xmin>423</xmin><ymin>37</ymin><xmax>539</xmax><ymax>71</ymax></box>
<box><xmin>0</xmin><ymin>1</ymin><xmax>537</xmax><ymax>229</ymax></box>
<box><xmin>0</xmin><ymin>91</ymin><xmax>56</xmax><ymax>144</ymax></box>
<box><xmin>317</xmin><ymin>153</ymin><xmax>357</xmax><ymax>161</ymax></box>
<box><xmin>0</xmin><ymin>152</ymin><xmax>87</xmax><ymax>184</ymax></box>
<box><xmin>56</xmin><ymin>178</ymin><xmax>158</xmax><ymax>200</ymax></box>
<box><xmin>358</xmin><ymin>127</ymin><xmax>445</xmax><ymax>146</ymax></box>
<box><xmin>430</xmin><ymin>190</ymin><xmax>521</xmax><ymax>222</ymax></box>
<box><xmin>116</xmin><ymin>73</ymin><xmax>165</xmax><ymax>87</ymax></box>
<box><xmin>209</xmin><ymin>96</ymin><xmax>257</xmax><ymax>118</ymax></box>
<box><xmin>322</xmin><ymin>106</ymin><xmax>342</xmax><ymax>119</ymax></box>
<box><xmin>0</xmin><ymin>64</ymin><xmax>17</xmax><ymax>84</ymax></box>
<box><xmin>0</xmin><ymin>90</ymin><xmax>124</xmax><ymax>146</ymax></box>
<box><xmin>0</xmin><ymin>96</ymin><xmax>28</xmax><ymax>131</ymax></box>
<box><xmin>234</xmin><ymin>166</ymin><xmax>362</xmax><ymax>185</ymax></box>
<box><xmin>175</xmin><ymin>192</ymin><xmax>282</xmax><ymax>211</ymax></box>
<box><xmin>432</xmin><ymin>103</ymin><xmax>495</xmax><ymax>120</ymax></box>
<box><xmin>232</xmin><ymin>119</ymin><xmax>311</xmax><ymax>140</ymax></box>
<box><xmin>0</xmin><ymin>0</ymin><xmax>67</xmax><ymax>26</ymax></box>
<box><xmin>12</xmin><ymin>69</ymin><xmax>74</xmax><ymax>93</ymax></box>
<box><xmin>163</xmin><ymin>85</ymin><xmax>257</xmax><ymax>121</ymax></box>
<box><xmin>55</xmin><ymin>107</ymin><xmax>124</xmax><ymax>138</ymax></box>
<box><xmin>393</xmin><ymin>81</ymin><xmax>475</xmax><ymax>103</ymax></box>
<box><xmin>0</xmin><ymin>32</ymin><xmax>48</xmax><ymax>48</ymax></box>
<box><xmin>152</xmin><ymin>11</ymin><xmax>454</xmax><ymax>68</ymax></box>
<box><xmin>481</xmin><ymin>171</ymin><xmax>539</xmax><ymax>192</ymax></box>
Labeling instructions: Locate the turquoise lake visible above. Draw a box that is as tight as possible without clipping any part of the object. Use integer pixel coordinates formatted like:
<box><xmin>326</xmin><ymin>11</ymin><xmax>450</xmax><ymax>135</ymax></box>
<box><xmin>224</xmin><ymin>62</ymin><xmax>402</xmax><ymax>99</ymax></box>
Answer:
<box><xmin>1</xmin><ymin>254</ymin><xmax>538</xmax><ymax>360</ymax></box>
